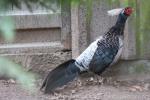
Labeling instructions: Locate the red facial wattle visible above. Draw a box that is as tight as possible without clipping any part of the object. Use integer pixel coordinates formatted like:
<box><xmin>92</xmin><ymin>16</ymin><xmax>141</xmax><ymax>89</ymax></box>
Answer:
<box><xmin>124</xmin><ymin>7</ymin><xmax>133</xmax><ymax>16</ymax></box>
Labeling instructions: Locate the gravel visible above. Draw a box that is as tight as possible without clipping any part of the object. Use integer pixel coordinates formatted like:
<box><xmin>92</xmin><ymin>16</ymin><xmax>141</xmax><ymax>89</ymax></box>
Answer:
<box><xmin>1</xmin><ymin>77</ymin><xmax>150</xmax><ymax>100</ymax></box>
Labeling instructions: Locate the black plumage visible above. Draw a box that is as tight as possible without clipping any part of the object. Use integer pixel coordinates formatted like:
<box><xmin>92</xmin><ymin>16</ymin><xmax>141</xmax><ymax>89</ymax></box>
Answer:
<box><xmin>41</xmin><ymin>7</ymin><xmax>133</xmax><ymax>93</ymax></box>
<box><xmin>40</xmin><ymin>59</ymin><xmax>80</xmax><ymax>93</ymax></box>
<box><xmin>89</xmin><ymin>25</ymin><xmax>124</xmax><ymax>75</ymax></box>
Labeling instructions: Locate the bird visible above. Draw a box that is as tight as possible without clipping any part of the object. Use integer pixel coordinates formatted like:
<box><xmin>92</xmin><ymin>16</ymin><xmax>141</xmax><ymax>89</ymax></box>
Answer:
<box><xmin>40</xmin><ymin>7</ymin><xmax>133</xmax><ymax>93</ymax></box>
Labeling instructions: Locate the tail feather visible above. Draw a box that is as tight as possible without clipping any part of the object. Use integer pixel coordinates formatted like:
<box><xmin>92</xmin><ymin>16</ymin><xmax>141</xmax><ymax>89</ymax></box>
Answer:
<box><xmin>41</xmin><ymin>59</ymin><xmax>80</xmax><ymax>93</ymax></box>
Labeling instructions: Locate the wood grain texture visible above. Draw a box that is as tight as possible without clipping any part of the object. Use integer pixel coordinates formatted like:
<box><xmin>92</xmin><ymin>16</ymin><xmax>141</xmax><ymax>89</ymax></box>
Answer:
<box><xmin>121</xmin><ymin>19</ymin><xmax>136</xmax><ymax>60</ymax></box>
<box><xmin>61</xmin><ymin>1</ymin><xmax>72</xmax><ymax>50</ymax></box>
<box><xmin>12</xmin><ymin>13</ymin><xmax>61</xmax><ymax>29</ymax></box>
<box><xmin>71</xmin><ymin>4</ymin><xmax>80</xmax><ymax>58</ymax></box>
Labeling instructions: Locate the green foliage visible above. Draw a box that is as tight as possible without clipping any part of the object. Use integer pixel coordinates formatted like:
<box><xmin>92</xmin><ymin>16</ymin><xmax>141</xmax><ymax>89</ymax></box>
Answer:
<box><xmin>0</xmin><ymin>57</ymin><xmax>36</xmax><ymax>91</ymax></box>
<box><xmin>140</xmin><ymin>0</ymin><xmax>150</xmax><ymax>30</ymax></box>
<box><xmin>0</xmin><ymin>0</ymin><xmax>40</xmax><ymax>92</ymax></box>
<box><xmin>140</xmin><ymin>0</ymin><xmax>150</xmax><ymax>57</ymax></box>
<box><xmin>0</xmin><ymin>17</ymin><xmax>15</xmax><ymax>42</ymax></box>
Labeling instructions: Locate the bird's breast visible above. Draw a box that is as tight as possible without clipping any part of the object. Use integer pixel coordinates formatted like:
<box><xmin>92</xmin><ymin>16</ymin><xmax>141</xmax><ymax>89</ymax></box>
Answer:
<box><xmin>75</xmin><ymin>37</ymin><xmax>102</xmax><ymax>71</ymax></box>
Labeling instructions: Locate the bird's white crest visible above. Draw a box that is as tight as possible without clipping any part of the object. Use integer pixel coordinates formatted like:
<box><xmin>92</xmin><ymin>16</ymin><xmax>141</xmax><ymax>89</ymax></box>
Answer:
<box><xmin>107</xmin><ymin>8</ymin><xmax>123</xmax><ymax>16</ymax></box>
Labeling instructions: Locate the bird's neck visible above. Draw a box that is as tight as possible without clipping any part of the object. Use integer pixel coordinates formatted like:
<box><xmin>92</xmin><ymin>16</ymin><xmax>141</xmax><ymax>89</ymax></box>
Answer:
<box><xmin>114</xmin><ymin>13</ymin><xmax>128</xmax><ymax>36</ymax></box>
<box><xmin>116</xmin><ymin>13</ymin><xmax>128</xmax><ymax>26</ymax></box>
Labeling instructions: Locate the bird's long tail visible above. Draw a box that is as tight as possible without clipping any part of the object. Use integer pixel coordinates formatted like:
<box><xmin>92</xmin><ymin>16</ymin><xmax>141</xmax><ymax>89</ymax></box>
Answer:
<box><xmin>40</xmin><ymin>59</ymin><xmax>80</xmax><ymax>93</ymax></box>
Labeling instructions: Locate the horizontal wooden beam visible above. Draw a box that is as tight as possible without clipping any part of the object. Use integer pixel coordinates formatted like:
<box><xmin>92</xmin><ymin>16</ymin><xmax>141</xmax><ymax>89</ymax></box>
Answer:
<box><xmin>8</xmin><ymin>13</ymin><xmax>62</xmax><ymax>29</ymax></box>
<box><xmin>0</xmin><ymin>41</ymin><xmax>63</xmax><ymax>55</ymax></box>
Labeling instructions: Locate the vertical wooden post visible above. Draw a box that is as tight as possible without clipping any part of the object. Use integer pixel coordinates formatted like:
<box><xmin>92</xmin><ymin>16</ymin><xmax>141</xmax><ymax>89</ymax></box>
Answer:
<box><xmin>71</xmin><ymin>3</ymin><xmax>90</xmax><ymax>58</ymax></box>
<box><xmin>61</xmin><ymin>1</ymin><xmax>71</xmax><ymax>50</ymax></box>
<box><xmin>71</xmin><ymin>4</ymin><xmax>80</xmax><ymax>58</ymax></box>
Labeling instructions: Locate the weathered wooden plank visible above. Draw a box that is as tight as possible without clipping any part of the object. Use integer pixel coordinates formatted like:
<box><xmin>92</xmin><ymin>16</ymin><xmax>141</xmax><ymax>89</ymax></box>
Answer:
<box><xmin>0</xmin><ymin>41</ymin><xmax>63</xmax><ymax>55</ymax></box>
<box><xmin>78</xmin><ymin>3</ymin><xmax>90</xmax><ymax>53</ymax></box>
<box><xmin>90</xmin><ymin>0</ymin><xmax>117</xmax><ymax>42</ymax></box>
<box><xmin>11</xmin><ymin>13</ymin><xmax>61</xmax><ymax>29</ymax></box>
<box><xmin>71</xmin><ymin>4</ymin><xmax>80</xmax><ymax>58</ymax></box>
<box><xmin>61</xmin><ymin>1</ymin><xmax>72</xmax><ymax>50</ymax></box>
<box><xmin>121</xmin><ymin>19</ymin><xmax>136</xmax><ymax>60</ymax></box>
<box><xmin>71</xmin><ymin>2</ymin><xmax>91</xmax><ymax>58</ymax></box>
<box><xmin>0</xmin><ymin>28</ymin><xmax>61</xmax><ymax>44</ymax></box>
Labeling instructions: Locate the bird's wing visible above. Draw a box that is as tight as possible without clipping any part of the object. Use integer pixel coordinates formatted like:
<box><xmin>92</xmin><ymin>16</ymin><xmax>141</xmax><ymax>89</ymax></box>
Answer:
<box><xmin>89</xmin><ymin>35</ymin><xmax>120</xmax><ymax>75</ymax></box>
<box><xmin>89</xmin><ymin>45</ymin><xmax>118</xmax><ymax>75</ymax></box>
<box><xmin>109</xmin><ymin>38</ymin><xmax>123</xmax><ymax>66</ymax></box>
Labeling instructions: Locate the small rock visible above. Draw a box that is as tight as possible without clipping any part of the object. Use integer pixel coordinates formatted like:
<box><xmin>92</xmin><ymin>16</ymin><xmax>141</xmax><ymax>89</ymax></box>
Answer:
<box><xmin>144</xmin><ymin>83</ymin><xmax>150</xmax><ymax>91</ymax></box>
<box><xmin>71</xmin><ymin>90</ymin><xmax>76</xmax><ymax>94</ymax></box>
<box><xmin>129</xmin><ymin>85</ymin><xmax>143</xmax><ymax>92</ymax></box>
<box><xmin>129</xmin><ymin>87</ymin><xmax>137</xmax><ymax>92</ymax></box>
<box><xmin>8</xmin><ymin>79</ymin><xmax>16</xmax><ymax>84</ymax></box>
<box><xmin>90</xmin><ymin>77</ymin><xmax>94</xmax><ymax>81</ymax></box>
<box><xmin>76</xmin><ymin>80</ymin><xmax>82</xmax><ymax>87</ymax></box>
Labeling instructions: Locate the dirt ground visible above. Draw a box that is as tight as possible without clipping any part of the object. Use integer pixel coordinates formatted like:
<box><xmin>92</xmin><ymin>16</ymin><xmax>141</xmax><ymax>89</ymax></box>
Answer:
<box><xmin>1</xmin><ymin>77</ymin><xmax>150</xmax><ymax>100</ymax></box>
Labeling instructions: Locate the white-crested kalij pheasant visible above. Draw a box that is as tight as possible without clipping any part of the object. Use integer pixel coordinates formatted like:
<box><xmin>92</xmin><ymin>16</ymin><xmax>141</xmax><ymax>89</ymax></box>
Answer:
<box><xmin>41</xmin><ymin>7</ymin><xmax>133</xmax><ymax>93</ymax></box>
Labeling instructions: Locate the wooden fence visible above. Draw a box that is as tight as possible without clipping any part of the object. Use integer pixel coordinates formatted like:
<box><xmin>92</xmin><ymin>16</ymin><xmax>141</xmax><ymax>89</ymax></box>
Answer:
<box><xmin>0</xmin><ymin>0</ymin><xmax>150</xmax><ymax>61</ymax></box>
